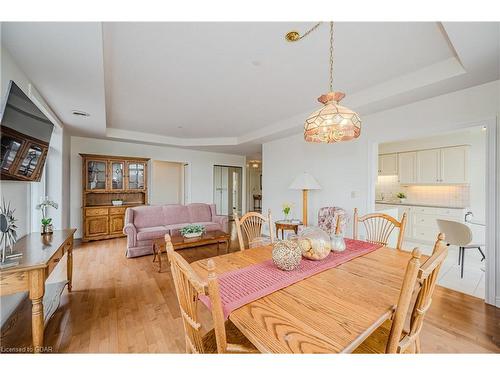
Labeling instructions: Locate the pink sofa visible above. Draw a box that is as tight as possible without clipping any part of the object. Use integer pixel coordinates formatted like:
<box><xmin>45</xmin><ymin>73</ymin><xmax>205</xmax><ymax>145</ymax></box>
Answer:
<box><xmin>123</xmin><ymin>203</ymin><xmax>228</xmax><ymax>258</ymax></box>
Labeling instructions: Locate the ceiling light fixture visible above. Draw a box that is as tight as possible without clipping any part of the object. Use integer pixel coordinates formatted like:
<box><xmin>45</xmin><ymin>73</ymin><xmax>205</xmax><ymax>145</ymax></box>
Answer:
<box><xmin>286</xmin><ymin>22</ymin><xmax>361</xmax><ymax>143</ymax></box>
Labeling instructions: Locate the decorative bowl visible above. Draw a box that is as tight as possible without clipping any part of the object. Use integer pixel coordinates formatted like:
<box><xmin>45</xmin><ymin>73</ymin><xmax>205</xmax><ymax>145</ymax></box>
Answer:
<box><xmin>111</xmin><ymin>200</ymin><xmax>123</xmax><ymax>206</ymax></box>
<box><xmin>293</xmin><ymin>227</ymin><xmax>331</xmax><ymax>260</ymax></box>
<box><xmin>183</xmin><ymin>232</ymin><xmax>203</xmax><ymax>238</ymax></box>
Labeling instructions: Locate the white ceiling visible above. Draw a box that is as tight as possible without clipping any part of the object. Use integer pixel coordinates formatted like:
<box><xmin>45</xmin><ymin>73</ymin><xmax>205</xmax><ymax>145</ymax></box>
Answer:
<box><xmin>2</xmin><ymin>22</ymin><xmax>106</xmax><ymax>137</ymax></box>
<box><xmin>2</xmin><ymin>22</ymin><xmax>499</xmax><ymax>159</ymax></box>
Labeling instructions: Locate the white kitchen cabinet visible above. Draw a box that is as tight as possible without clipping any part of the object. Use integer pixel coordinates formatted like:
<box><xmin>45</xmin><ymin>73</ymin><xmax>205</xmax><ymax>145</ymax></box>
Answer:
<box><xmin>376</xmin><ymin>203</ymin><xmax>466</xmax><ymax>245</ymax></box>
<box><xmin>378</xmin><ymin>153</ymin><xmax>398</xmax><ymax>176</ymax></box>
<box><xmin>417</xmin><ymin>149</ymin><xmax>441</xmax><ymax>183</ymax></box>
<box><xmin>398</xmin><ymin>152</ymin><xmax>417</xmax><ymax>184</ymax></box>
<box><xmin>409</xmin><ymin>206</ymin><xmax>465</xmax><ymax>244</ymax></box>
<box><xmin>395</xmin><ymin>145</ymin><xmax>469</xmax><ymax>185</ymax></box>
<box><xmin>441</xmin><ymin>146</ymin><xmax>469</xmax><ymax>183</ymax></box>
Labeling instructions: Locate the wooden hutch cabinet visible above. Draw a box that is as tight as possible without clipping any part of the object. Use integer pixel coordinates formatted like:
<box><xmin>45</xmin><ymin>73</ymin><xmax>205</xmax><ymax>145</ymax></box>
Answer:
<box><xmin>80</xmin><ymin>154</ymin><xmax>150</xmax><ymax>241</ymax></box>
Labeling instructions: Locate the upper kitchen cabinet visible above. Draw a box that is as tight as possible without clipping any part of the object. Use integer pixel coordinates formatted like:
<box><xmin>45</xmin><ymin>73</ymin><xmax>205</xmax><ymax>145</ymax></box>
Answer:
<box><xmin>398</xmin><ymin>152</ymin><xmax>417</xmax><ymax>184</ymax></box>
<box><xmin>441</xmin><ymin>146</ymin><xmax>469</xmax><ymax>183</ymax></box>
<box><xmin>378</xmin><ymin>153</ymin><xmax>398</xmax><ymax>176</ymax></box>
<box><xmin>394</xmin><ymin>145</ymin><xmax>469</xmax><ymax>185</ymax></box>
<box><xmin>416</xmin><ymin>149</ymin><xmax>440</xmax><ymax>183</ymax></box>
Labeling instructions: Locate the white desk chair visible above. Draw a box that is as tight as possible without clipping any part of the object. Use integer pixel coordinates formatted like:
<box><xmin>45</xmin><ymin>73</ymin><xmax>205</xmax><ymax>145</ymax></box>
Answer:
<box><xmin>436</xmin><ymin>219</ymin><xmax>485</xmax><ymax>278</ymax></box>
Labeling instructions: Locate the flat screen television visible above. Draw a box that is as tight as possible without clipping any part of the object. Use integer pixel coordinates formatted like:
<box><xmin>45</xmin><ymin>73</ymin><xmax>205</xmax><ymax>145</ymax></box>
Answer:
<box><xmin>0</xmin><ymin>81</ymin><xmax>54</xmax><ymax>182</ymax></box>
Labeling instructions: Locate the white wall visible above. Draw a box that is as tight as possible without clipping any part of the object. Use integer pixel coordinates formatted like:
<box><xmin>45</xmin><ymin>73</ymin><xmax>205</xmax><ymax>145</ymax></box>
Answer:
<box><xmin>263</xmin><ymin>80</ymin><xmax>499</xmax><ymax>304</ymax></box>
<box><xmin>1</xmin><ymin>43</ymin><xmax>35</xmax><ymax>237</ymax></box>
<box><xmin>1</xmin><ymin>43</ymin><xmax>70</xmax><ymax>235</ymax></box>
<box><xmin>1</xmin><ymin>40</ymin><xmax>70</xmax><ymax>327</ymax></box>
<box><xmin>70</xmin><ymin>136</ymin><xmax>246</xmax><ymax>238</ymax></box>
<box><xmin>150</xmin><ymin>160</ymin><xmax>183</xmax><ymax>205</ymax></box>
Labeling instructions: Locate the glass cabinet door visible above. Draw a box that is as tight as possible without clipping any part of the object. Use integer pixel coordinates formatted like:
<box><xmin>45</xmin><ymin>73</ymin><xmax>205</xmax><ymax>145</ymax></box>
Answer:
<box><xmin>127</xmin><ymin>162</ymin><xmax>145</xmax><ymax>190</ymax></box>
<box><xmin>87</xmin><ymin>160</ymin><xmax>107</xmax><ymax>190</ymax></box>
<box><xmin>1</xmin><ymin>136</ymin><xmax>23</xmax><ymax>173</ymax></box>
<box><xmin>110</xmin><ymin>161</ymin><xmax>124</xmax><ymax>190</ymax></box>
<box><xmin>16</xmin><ymin>143</ymin><xmax>43</xmax><ymax>178</ymax></box>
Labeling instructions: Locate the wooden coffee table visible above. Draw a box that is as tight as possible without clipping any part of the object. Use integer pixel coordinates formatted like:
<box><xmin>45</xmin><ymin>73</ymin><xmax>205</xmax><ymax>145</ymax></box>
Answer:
<box><xmin>152</xmin><ymin>230</ymin><xmax>230</xmax><ymax>272</ymax></box>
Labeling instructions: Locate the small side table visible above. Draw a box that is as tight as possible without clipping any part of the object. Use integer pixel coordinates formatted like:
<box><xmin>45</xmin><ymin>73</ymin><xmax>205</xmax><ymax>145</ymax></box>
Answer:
<box><xmin>275</xmin><ymin>220</ymin><xmax>303</xmax><ymax>240</ymax></box>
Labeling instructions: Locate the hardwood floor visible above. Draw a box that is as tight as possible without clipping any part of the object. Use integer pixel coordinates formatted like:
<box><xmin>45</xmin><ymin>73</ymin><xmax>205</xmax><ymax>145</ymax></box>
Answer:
<box><xmin>1</xmin><ymin>224</ymin><xmax>499</xmax><ymax>353</ymax></box>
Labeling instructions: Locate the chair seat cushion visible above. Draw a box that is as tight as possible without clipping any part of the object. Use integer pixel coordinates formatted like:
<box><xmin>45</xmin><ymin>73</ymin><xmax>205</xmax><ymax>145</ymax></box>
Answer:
<box><xmin>201</xmin><ymin>320</ymin><xmax>257</xmax><ymax>353</ymax></box>
<box><xmin>136</xmin><ymin>226</ymin><xmax>169</xmax><ymax>241</ymax></box>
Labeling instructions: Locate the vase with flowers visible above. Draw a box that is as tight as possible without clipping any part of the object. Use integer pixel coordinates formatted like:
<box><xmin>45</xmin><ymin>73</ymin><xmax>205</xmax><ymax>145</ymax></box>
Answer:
<box><xmin>36</xmin><ymin>197</ymin><xmax>58</xmax><ymax>235</ymax></box>
<box><xmin>396</xmin><ymin>192</ymin><xmax>407</xmax><ymax>203</ymax></box>
<box><xmin>282</xmin><ymin>202</ymin><xmax>294</xmax><ymax>222</ymax></box>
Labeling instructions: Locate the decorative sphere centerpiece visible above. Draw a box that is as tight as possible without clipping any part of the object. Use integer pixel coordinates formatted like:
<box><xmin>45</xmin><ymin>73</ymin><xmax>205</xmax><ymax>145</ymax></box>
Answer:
<box><xmin>294</xmin><ymin>227</ymin><xmax>331</xmax><ymax>260</ymax></box>
<box><xmin>272</xmin><ymin>240</ymin><xmax>302</xmax><ymax>271</ymax></box>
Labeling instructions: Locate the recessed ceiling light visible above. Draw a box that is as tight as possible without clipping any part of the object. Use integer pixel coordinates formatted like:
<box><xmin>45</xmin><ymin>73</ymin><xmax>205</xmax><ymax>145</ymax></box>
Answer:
<box><xmin>481</xmin><ymin>126</ymin><xmax>487</xmax><ymax>131</ymax></box>
<box><xmin>177</xmin><ymin>126</ymin><xmax>183</xmax><ymax>129</ymax></box>
<box><xmin>72</xmin><ymin>110</ymin><xmax>90</xmax><ymax>117</ymax></box>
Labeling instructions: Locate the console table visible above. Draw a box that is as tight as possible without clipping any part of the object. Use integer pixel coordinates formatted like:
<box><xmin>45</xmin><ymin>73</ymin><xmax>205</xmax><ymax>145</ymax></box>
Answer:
<box><xmin>0</xmin><ymin>229</ymin><xmax>76</xmax><ymax>353</ymax></box>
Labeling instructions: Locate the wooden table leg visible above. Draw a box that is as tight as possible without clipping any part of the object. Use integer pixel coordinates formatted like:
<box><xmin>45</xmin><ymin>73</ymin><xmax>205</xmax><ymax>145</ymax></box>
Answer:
<box><xmin>157</xmin><ymin>243</ymin><xmax>163</xmax><ymax>273</ymax></box>
<box><xmin>67</xmin><ymin>245</ymin><xmax>73</xmax><ymax>292</ymax></box>
<box><xmin>225</xmin><ymin>239</ymin><xmax>229</xmax><ymax>254</ymax></box>
<box><xmin>29</xmin><ymin>268</ymin><xmax>45</xmax><ymax>353</ymax></box>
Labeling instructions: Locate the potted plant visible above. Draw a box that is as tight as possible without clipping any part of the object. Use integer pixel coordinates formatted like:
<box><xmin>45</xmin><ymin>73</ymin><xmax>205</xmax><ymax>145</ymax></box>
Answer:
<box><xmin>36</xmin><ymin>197</ymin><xmax>58</xmax><ymax>235</ymax></box>
<box><xmin>282</xmin><ymin>202</ymin><xmax>294</xmax><ymax>221</ymax></box>
<box><xmin>111</xmin><ymin>198</ymin><xmax>124</xmax><ymax>206</ymax></box>
<box><xmin>180</xmin><ymin>224</ymin><xmax>205</xmax><ymax>238</ymax></box>
<box><xmin>396</xmin><ymin>192</ymin><xmax>407</xmax><ymax>203</ymax></box>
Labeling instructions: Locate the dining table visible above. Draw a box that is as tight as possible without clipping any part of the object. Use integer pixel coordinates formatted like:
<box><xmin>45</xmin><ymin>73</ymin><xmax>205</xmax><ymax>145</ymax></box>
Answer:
<box><xmin>190</xmin><ymin>244</ymin><xmax>419</xmax><ymax>354</ymax></box>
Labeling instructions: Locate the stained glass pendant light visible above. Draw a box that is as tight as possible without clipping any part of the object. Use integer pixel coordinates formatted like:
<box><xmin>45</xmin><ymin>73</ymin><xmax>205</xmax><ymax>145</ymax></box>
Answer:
<box><xmin>286</xmin><ymin>22</ymin><xmax>361</xmax><ymax>143</ymax></box>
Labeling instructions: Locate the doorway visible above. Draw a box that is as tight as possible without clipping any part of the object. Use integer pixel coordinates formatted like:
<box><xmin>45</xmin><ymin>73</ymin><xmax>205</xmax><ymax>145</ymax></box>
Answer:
<box><xmin>213</xmin><ymin>165</ymin><xmax>242</xmax><ymax>217</ymax></box>
<box><xmin>150</xmin><ymin>160</ymin><xmax>185</xmax><ymax>205</ymax></box>
<box><xmin>374</xmin><ymin>125</ymin><xmax>490</xmax><ymax>300</ymax></box>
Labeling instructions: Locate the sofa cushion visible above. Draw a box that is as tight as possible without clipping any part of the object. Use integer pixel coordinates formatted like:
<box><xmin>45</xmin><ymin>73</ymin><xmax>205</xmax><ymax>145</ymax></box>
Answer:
<box><xmin>187</xmin><ymin>203</ymin><xmax>212</xmax><ymax>223</ymax></box>
<box><xmin>132</xmin><ymin>206</ymin><xmax>165</xmax><ymax>228</ymax></box>
<box><xmin>136</xmin><ymin>226</ymin><xmax>169</xmax><ymax>241</ymax></box>
<box><xmin>162</xmin><ymin>204</ymin><xmax>190</xmax><ymax>225</ymax></box>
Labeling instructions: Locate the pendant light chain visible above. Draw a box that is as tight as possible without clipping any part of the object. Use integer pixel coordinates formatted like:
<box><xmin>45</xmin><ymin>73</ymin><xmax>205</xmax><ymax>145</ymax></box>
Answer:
<box><xmin>329</xmin><ymin>21</ymin><xmax>334</xmax><ymax>93</ymax></box>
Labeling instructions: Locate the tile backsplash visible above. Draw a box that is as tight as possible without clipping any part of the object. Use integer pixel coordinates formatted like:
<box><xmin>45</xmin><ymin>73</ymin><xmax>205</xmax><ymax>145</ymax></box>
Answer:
<box><xmin>375</xmin><ymin>175</ymin><xmax>470</xmax><ymax>208</ymax></box>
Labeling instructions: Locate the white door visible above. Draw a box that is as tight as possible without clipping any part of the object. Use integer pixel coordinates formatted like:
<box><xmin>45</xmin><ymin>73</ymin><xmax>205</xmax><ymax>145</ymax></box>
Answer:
<box><xmin>398</xmin><ymin>152</ymin><xmax>417</xmax><ymax>184</ymax></box>
<box><xmin>213</xmin><ymin>166</ymin><xmax>229</xmax><ymax>215</ymax></box>
<box><xmin>441</xmin><ymin>146</ymin><xmax>469</xmax><ymax>183</ymax></box>
<box><xmin>378</xmin><ymin>154</ymin><xmax>398</xmax><ymax>176</ymax></box>
<box><xmin>417</xmin><ymin>149</ymin><xmax>440</xmax><ymax>183</ymax></box>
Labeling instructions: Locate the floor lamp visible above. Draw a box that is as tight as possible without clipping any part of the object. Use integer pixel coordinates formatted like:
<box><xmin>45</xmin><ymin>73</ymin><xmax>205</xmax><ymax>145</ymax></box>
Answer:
<box><xmin>289</xmin><ymin>172</ymin><xmax>321</xmax><ymax>226</ymax></box>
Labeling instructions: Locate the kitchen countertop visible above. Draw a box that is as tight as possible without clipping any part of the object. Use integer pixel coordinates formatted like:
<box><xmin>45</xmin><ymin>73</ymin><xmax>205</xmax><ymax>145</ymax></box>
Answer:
<box><xmin>375</xmin><ymin>201</ymin><xmax>468</xmax><ymax>209</ymax></box>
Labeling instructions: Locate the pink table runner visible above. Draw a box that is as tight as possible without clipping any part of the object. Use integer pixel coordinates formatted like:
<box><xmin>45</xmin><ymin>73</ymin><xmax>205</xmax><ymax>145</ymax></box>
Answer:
<box><xmin>200</xmin><ymin>238</ymin><xmax>382</xmax><ymax>319</ymax></box>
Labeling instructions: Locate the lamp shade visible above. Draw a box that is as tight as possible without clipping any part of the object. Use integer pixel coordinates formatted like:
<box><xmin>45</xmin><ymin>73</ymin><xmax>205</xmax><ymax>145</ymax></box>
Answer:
<box><xmin>288</xmin><ymin>172</ymin><xmax>321</xmax><ymax>190</ymax></box>
<box><xmin>304</xmin><ymin>92</ymin><xmax>361</xmax><ymax>143</ymax></box>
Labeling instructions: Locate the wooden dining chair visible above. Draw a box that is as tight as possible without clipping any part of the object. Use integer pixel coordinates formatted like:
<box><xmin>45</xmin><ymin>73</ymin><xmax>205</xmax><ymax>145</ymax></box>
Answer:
<box><xmin>353</xmin><ymin>208</ymin><xmax>407</xmax><ymax>250</ymax></box>
<box><xmin>234</xmin><ymin>209</ymin><xmax>275</xmax><ymax>251</ymax></box>
<box><xmin>353</xmin><ymin>233</ymin><xmax>448</xmax><ymax>354</ymax></box>
<box><xmin>165</xmin><ymin>234</ymin><xmax>258</xmax><ymax>354</ymax></box>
